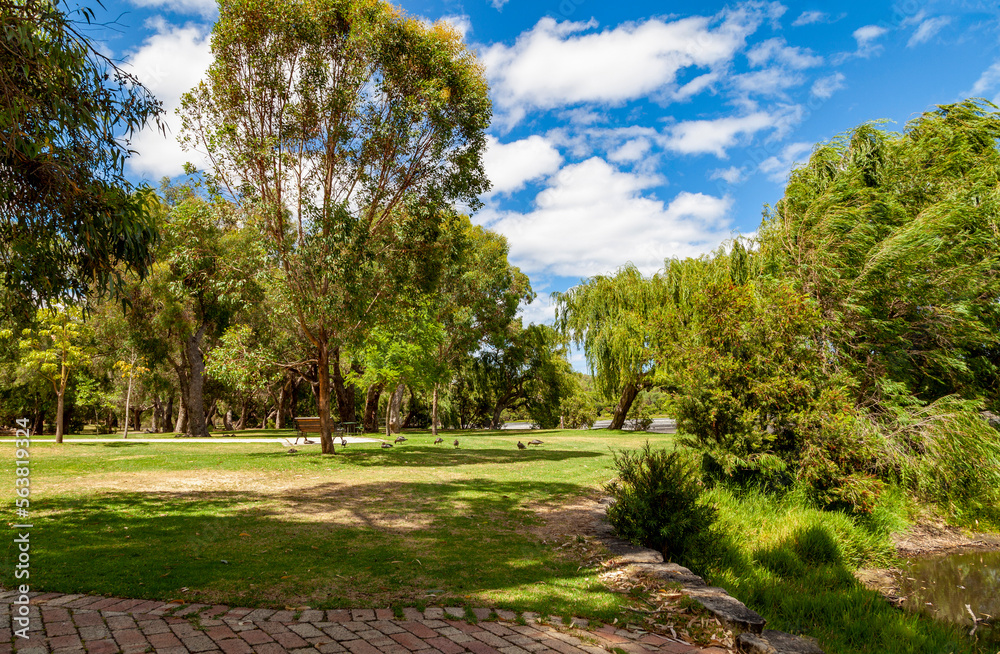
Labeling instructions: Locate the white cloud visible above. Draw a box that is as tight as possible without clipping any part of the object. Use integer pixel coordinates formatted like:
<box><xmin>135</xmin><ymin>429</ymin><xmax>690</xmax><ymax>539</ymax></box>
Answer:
<box><xmin>481</xmin><ymin>4</ymin><xmax>779</xmax><ymax>125</ymax></box>
<box><xmin>518</xmin><ymin>294</ymin><xmax>558</xmax><ymax>326</ymax></box>
<box><xmin>733</xmin><ymin>68</ymin><xmax>805</xmax><ymax>96</ymax></box>
<box><xmin>480</xmin><ymin>158</ymin><xmax>733</xmax><ymax>277</ymax></box>
<box><xmin>128</xmin><ymin>0</ymin><xmax>217</xmax><ymax>19</ymax></box>
<box><xmin>811</xmin><ymin>71</ymin><xmax>846</xmax><ymax>99</ymax></box>
<box><xmin>664</xmin><ymin>112</ymin><xmax>776</xmax><ymax>157</ymax></box>
<box><xmin>852</xmin><ymin>25</ymin><xmax>888</xmax><ymax>58</ymax></box>
<box><xmin>758</xmin><ymin>142</ymin><xmax>813</xmax><ymax>183</ymax></box>
<box><xmin>710</xmin><ymin>166</ymin><xmax>748</xmax><ymax>184</ymax></box>
<box><xmin>967</xmin><ymin>61</ymin><xmax>1000</xmax><ymax>102</ymax></box>
<box><xmin>908</xmin><ymin>16</ymin><xmax>950</xmax><ymax>47</ymax></box>
<box><xmin>747</xmin><ymin>38</ymin><xmax>823</xmax><ymax>69</ymax></box>
<box><xmin>124</xmin><ymin>19</ymin><xmax>214</xmax><ymax>180</ymax></box>
<box><xmin>792</xmin><ymin>11</ymin><xmax>827</xmax><ymax>26</ymax></box>
<box><xmin>489</xmin><ymin>0</ymin><xmax>509</xmax><ymax>10</ymax></box>
<box><xmin>482</xmin><ymin>135</ymin><xmax>563</xmax><ymax>195</ymax></box>
<box><xmin>608</xmin><ymin>138</ymin><xmax>652</xmax><ymax>163</ymax></box>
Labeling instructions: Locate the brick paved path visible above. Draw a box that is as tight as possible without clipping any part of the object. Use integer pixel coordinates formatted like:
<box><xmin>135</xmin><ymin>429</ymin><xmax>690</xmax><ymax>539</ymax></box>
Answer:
<box><xmin>0</xmin><ymin>592</ymin><xmax>730</xmax><ymax>654</ymax></box>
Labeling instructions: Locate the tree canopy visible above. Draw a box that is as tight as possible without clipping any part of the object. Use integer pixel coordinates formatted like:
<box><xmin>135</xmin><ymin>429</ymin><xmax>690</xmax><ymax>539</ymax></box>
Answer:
<box><xmin>0</xmin><ymin>0</ymin><xmax>163</xmax><ymax>314</ymax></box>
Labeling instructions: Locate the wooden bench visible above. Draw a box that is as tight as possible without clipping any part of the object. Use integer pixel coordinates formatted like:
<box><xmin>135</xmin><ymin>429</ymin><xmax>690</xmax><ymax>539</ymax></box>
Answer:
<box><xmin>292</xmin><ymin>417</ymin><xmax>357</xmax><ymax>443</ymax></box>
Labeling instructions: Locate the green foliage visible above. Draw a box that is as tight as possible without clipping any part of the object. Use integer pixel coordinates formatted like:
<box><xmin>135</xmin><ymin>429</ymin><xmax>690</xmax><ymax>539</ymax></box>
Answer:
<box><xmin>605</xmin><ymin>443</ymin><xmax>715</xmax><ymax>560</ymax></box>
<box><xmin>559</xmin><ymin>374</ymin><xmax>597</xmax><ymax>429</ymax></box>
<box><xmin>878</xmin><ymin>397</ymin><xmax>1000</xmax><ymax>526</ymax></box>
<box><xmin>0</xmin><ymin>0</ymin><xmax>162</xmax><ymax>314</ymax></box>
<box><xmin>761</xmin><ymin>99</ymin><xmax>1000</xmax><ymax>412</ymax></box>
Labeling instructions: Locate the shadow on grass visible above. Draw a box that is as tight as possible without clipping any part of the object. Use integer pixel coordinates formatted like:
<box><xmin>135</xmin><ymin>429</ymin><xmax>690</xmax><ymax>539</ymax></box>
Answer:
<box><xmin>688</xmin><ymin>526</ymin><xmax>983</xmax><ymax>654</ymax></box>
<box><xmin>72</xmin><ymin>442</ymin><xmax>152</xmax><ymax>448</ymax></box>
<box><xmin>248</xmin><ymin>446</ymin><xmax>602</xmax><ymax>468</ymax></box>
<box><xmin>4</xmin><ymin>478</ymin><xmax>620</xmax><ymax>617</ymax></box>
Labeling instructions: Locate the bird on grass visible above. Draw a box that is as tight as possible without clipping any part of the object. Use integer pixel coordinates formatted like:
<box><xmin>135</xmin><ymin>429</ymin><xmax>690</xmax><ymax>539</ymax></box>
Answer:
<box><xmin>381</xmin><ymin>442</ymin><xmax>393</xmax><ymax>448</ymax></box>
<box><xmin>454</xmin><ymin>439</ymin><xmax>460</xmax><ymax>448</ymax></box>
<box><xmin>528</xmin><ymin>439</ymin><xmax>544</xmax><ymax>445</ymax></box>
<box><xmin>287</xmin><ymin>448</ymin><xmax>298</xmax><ymax>454</ymax></box>
<box><xmin>433</xmin><ymin>437</ymin><xmax>444</xmax><ymax>444</ymax></box>
<box><xmin>517</xmin><ymin>441</ymin><xmax>526</xmax><ymax>450</ymax></box>
<box><xmin>340</xmin><ymin>436</ymin><xmax>348</xmax><ymax>447</ymax></box>
<box><xmin>395</xmin><ymin>435</ymin><xmax>407</xmax><ymax>444</ymax></box>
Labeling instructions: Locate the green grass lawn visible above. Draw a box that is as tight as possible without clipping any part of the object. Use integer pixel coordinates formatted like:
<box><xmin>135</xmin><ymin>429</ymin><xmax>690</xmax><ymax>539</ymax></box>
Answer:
<box><xmin>3</xmin><ymin>428</ymin><xmax>995</xmax><ymax>653</ymax></box>
<box><xmin>1</xmin><ymin>429</ymin><xmax>654</xmax><ymax>618</ymax></box>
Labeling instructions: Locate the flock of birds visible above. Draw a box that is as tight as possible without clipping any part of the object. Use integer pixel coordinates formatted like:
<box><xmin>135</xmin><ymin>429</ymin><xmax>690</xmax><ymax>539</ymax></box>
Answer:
<box><xmin>288</xmin><ymin>434</ymin><xmax>544</xmax><ymax>453</ymax></box>
<box><xmin>379</xmin><ymin>435</ymin><xmax>544</xmax><ymax>449</ymax></box>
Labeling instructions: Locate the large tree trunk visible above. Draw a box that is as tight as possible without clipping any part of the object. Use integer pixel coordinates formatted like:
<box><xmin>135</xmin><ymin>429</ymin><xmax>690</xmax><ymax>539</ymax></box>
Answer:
<box><xmin>32</xmin><ymin>410</ymin><xmax>44</xmax><ymax>437</ymax></box>
<box><xmin>174</xmin><ymin>402</ymin><xmax>188</xmax><ymax>434</ymax></box>
<box><xmin>490</xmin><ymin>400</ymin><xmax>505</xmax><ymax>431</ymax></box>
<box><xmin>387</xmin><ymin>383</ymin><xmax>405</xmax><ymax>436</ymax></box>
<box><xmin>363</xmin><ymin>382</ymin><xmax>383</xmax><ymax>432</ymax></box>
<box><xmin>186</xmin><ymin>324</ymin><xmax>210</xmax><ymax>437</ymax></box>
<box><xmin>331</xmin><ymin>347</ymin><xmax>357</xmax><ymax>423</ymax></box>
<box><xmin>431</xmin><ymin>384</ymin><xmax>439</xmax><ymax>437</ymax></box>
<box><xmin>609</xmin><ymin>382</ymin><xmax>640</xmax><ymax>430</ymax></box>
<box><xmin>235</xmin><ymin>397</ymin><xmax>250</xmax><ymax>430</ymax></box>
<box><xmin>317</xmin><ymin>342</ymin><xmax>336</xmax><ymax>454</ymax></box>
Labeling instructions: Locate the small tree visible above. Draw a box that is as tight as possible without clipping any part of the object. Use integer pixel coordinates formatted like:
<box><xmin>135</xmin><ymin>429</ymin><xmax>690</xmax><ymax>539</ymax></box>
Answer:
<box><xmin>114</xmin><ymin>350</ymin><xmax>150</xmax><ymax>438</ymax></box>
<box><xmin>3</xmin><ymin>306</ymin><xmax>94</xmax><ymax>442</ymax></box>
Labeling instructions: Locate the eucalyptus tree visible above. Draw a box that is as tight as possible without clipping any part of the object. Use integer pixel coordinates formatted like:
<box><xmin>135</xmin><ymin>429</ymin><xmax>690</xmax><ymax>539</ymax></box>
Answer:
<box><xmin>181</xmin><ymin>0</ymin><xmax>491</xmax><ymax>453</ymax></box>
<box><xmin>0</xmin><ymin>0</ymin><xmax>161</xmax><ymax>317</ymax></box>
<box><xmin>759</xmin><ymin>99</ymin><xmax>1000</xmax><ymax>411</ymax></box>
<box><xmin>427</xmin><ymin>217</ymin><xmax>532</xmax><ymax>435</ymax></box>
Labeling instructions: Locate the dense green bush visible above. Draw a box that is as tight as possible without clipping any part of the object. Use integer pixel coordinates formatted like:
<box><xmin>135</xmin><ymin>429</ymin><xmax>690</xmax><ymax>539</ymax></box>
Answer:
<box><xmin>605</xmin><ymin>443</ymin><xmax>715</xmax><ymax>560</ymax></box>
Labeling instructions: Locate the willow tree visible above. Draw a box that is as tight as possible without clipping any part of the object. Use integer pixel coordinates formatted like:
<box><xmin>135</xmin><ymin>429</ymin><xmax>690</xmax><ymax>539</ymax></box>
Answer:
<box><xmin>181</xmin><ymin>0</ymin><xmax>490</xmax><ymax>453</ymax></box>
<box><xmin>554</xmin><ymin>265</ymin><xmax>667</xmax><ymax>430</ymax></box>
<box><xmin>759</xmin><ymin>99</ymin><xmax>1000</xmax><ymax>410</ymax></box>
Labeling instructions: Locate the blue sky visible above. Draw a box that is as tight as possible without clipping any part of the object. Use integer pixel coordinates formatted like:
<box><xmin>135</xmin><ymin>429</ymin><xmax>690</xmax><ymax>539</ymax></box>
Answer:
<box><xmin>90</xmin><ymin>0</ymin><xmax>1000</xmax><ymax>336</ymax></box>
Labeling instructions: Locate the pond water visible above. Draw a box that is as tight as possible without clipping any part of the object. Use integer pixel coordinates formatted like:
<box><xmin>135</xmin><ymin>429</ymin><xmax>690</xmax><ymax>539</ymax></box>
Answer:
<box><xmin>896</xmin><ymin>549</ymin><xmax>1000</xmax><ymax>644</ymax></box>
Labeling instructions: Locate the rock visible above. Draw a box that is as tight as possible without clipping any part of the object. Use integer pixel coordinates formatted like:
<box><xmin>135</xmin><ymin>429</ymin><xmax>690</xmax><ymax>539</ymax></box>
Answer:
<box><xmin>626</xmin><ymin>562</ymin><xmax>706</xmax><ymax>587</ymax></box>
<box><xmin>737</xmin><ymin>630</ymin><xmax>823</xmax><ymax>654</ymax></box>
<box><xmin>686</xmin><ymin>586</ymin><xmax>766</xmax><ymax>634</ymax></box>
<box><xmin>600</xmin><ymin>537</ymin><xmax>664</xmax><ymax>563</ymax></box>
<box><xmin>982</xmin><ymin>411</ymin><xmax>1000</xmax><ymax>430</ymax></box>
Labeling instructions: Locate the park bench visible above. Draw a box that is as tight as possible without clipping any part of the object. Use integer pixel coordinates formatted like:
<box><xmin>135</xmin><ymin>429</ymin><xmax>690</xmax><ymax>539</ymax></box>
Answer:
<box><xmin>292</xmin><ymin>417</ymin><xmax>357</xmax><ymax>444</ymax></box>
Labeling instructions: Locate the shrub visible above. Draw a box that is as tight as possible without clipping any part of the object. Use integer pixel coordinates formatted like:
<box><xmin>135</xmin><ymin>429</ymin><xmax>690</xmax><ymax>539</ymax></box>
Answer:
<box><xmin>605</xmin><ymin>443</ymin><xmax>715</xmax><ymax>560</ymax></box>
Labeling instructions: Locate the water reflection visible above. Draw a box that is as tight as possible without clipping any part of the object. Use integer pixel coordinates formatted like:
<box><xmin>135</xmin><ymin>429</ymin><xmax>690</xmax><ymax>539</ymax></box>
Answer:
<box><xmin>897</xmin><ymin>549</ymin><xmax>1000</xmax><ymax>644</ymax></box>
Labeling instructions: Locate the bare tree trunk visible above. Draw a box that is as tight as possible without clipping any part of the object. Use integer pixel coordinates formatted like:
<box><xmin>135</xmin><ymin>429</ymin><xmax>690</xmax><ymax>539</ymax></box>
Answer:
<box><xmin>223</xmin><ymin>409</ymin><xmax>235</xmax><ymax>431</ymax></box>
<box><xmin>387</xmin><ymin>383</ymin><xmax>405</xmax><ymax>436</ymax></box>
<box><xmin>363</xmin><ymin>382</ymin><xmax>383</xmax><ymax>432</ymax></box>
<box><xmin>235</xmin><ymin>397</ymin><xmax>250</xmax><ymax>430</ymax></box>
<box><xmin>55</xmin><ymin>390</ymin><xmax>65</xmax><ymax>443</ymax></box>
<box><xmin>431</xmin><ymin>384</ymin><xmax>439</xmax><ymax>437</ymax></box>
<box><xmin>609</xmin><ymin>382</ymin><xmax>639</xmax><ymax>430</ymax></box>
<box><xmin>185</xmin><ymin>324</ymin><xmax>210</xmax><ymax>437</ymax></box>
<box><xmin>490</xmin><ymin>401</ymin><xmax>505</xmax><ymax>431</ymax></box>
<box><xmin>317</xmin><ymin>342</ymin><xmax>336</xmax><ymax>454</ymax></box>
<box><xmin>174</xmin><ymin>402</ymin><xmax>188</xmax><ymax>434</ymax></box>
<box><xmin>163</xmin><ymin>393</ymin><xmax>173</xmax><ymax>433</ymax></box>
<box><xmin>331</xmin><ymin>347</ymin><xmax>357</xmax><ymax>423</ymax></box>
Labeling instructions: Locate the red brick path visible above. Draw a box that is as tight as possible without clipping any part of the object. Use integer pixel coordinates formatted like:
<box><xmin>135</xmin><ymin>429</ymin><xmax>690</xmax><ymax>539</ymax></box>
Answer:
<box><xmin>0</xmin><ymin>591</ymin><xmax>730</xmax><ymax>654</ymax></box>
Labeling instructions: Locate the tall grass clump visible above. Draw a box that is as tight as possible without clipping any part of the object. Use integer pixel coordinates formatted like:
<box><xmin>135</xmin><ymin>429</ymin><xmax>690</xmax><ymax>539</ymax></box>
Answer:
<box><xmin>604</xmin><ymin>442</ymin><xmax>715</xmax><ymax>561</ymax></box>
